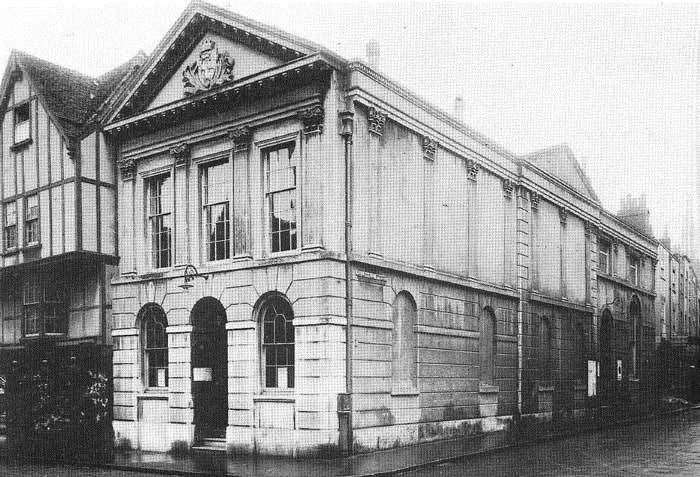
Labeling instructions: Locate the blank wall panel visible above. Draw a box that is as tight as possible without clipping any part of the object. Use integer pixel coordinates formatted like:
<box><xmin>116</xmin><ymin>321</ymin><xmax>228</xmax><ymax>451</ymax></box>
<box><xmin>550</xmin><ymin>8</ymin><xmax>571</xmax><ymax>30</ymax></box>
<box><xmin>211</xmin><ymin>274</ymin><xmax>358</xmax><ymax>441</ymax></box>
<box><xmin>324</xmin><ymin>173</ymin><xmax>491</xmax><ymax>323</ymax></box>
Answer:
<box><xmin>51</xmin><ymin>186</ymin><xmax>64</xmax><ymax>254</ymax></box>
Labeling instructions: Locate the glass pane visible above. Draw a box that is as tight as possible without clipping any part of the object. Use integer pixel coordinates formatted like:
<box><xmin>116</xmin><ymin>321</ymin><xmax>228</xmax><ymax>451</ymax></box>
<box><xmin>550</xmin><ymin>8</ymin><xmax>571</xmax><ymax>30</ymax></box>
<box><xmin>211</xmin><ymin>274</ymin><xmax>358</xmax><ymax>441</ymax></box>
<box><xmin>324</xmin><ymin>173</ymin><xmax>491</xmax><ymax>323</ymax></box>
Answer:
<box><xmin>5</xmin><ymin>202</ymin><xmax>16</xmax><ymax>226</ymax></box>
<box><xmin>266</xmin><ymin>366</ymin><xmax>276</xmax><ymax>387</ymax></box>
<box><xmin>287</xmin><ymin>365</ymin><xmax>294</xmax><ymax>388</ymax></box>
<box><xmin>264</xmin><ymin>320</ymin><xmax>274</xmax><ymax>343</ymax></box>
<box><xmin>265</xmin><ymin>346</ymin><xmax>275</xmax><ymax>366</ymax></box>
<box><xmin>274</xmin><ymin>315</ymin><xmax>286</xmax><ymax>343</ymax></box>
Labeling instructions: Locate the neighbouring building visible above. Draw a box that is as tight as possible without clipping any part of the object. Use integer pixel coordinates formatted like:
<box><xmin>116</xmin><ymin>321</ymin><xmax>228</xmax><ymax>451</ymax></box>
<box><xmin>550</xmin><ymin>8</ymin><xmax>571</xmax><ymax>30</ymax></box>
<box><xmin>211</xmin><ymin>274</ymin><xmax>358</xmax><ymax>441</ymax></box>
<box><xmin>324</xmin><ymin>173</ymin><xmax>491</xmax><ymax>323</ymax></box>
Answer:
<box><xmin>0</xmin><ymin>0</ymin><xmax>690</xmax><ymax>458</ymax></box>
<box><xmin>0</xmin><ymin>51</ymin><xmax>143</xmax><ymax>380</ymax></box>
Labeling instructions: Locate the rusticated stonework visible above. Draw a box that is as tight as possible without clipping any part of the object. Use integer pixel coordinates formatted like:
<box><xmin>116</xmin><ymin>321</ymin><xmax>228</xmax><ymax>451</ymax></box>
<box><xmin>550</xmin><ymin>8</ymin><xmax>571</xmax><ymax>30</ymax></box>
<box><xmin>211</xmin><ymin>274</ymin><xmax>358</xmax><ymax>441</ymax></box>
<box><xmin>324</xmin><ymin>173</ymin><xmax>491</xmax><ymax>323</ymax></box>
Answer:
<box><xmin>422</xmin><ymin>136</ymin><xmax>437</xmax><ymax>161</ymax></box>
<box><xmin>229</xmin><ymin>126</ymin><xmax>252</xmax><ymax>152</ymax></box>
<box><xmin>368</xmin><ymin>107</ymin><xmax>387</xmax><ymax>136</ymax></box>
<box><xmin>299</xmin><ymin>105</ymin><xmax>324</xmax><ymax>135</ymax></box>
<box><xmin>170</xmin><ymin>142</ymin><xmax>190</xmax><ymax>167</ymax></box>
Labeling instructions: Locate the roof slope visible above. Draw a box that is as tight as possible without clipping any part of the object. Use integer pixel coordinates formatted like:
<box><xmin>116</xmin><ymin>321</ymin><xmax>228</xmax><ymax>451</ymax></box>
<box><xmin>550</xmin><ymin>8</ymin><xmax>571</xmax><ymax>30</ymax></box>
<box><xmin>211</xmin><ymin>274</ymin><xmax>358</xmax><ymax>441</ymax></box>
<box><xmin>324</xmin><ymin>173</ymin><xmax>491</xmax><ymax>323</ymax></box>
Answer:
<box><xmin>523</xmin><ymin>144</ymin><xmax>600</xmax><ymax>203</ymax></box>
<box><xmin>10</xmin><ymin>50</ymin><xmax>144</xmax><ymax>137</ymax></box>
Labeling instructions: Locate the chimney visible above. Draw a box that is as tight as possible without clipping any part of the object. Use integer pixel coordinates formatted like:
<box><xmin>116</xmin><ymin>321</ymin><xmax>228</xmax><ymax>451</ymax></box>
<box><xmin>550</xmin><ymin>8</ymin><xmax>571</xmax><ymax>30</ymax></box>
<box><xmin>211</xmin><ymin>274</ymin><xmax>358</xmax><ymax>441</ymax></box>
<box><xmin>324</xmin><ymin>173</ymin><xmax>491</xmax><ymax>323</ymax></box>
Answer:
<box><xmin>617</xmin><ymin>194</ymin><xmax>653</xmax><ymax>237</ymax></box>
<box><xmin>366</xmin><ymin>40</ymin><xmax>380</xmax><ymax>69</ymax></box>
<box><xmin>454</xmin><ymin>95</ymin><xmax>464</xmax><ymax>122</ymax></box>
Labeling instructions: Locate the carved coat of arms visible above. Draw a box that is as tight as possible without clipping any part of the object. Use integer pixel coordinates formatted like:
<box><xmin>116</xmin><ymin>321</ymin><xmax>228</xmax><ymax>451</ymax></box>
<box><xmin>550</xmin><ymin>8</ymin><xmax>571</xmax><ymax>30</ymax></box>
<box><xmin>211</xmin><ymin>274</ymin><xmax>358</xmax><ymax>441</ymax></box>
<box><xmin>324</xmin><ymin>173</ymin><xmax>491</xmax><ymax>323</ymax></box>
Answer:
<box><xmin>182</xmin><ymin>39</ymin><xmax>235</xmax><ymax>95</ymax></box>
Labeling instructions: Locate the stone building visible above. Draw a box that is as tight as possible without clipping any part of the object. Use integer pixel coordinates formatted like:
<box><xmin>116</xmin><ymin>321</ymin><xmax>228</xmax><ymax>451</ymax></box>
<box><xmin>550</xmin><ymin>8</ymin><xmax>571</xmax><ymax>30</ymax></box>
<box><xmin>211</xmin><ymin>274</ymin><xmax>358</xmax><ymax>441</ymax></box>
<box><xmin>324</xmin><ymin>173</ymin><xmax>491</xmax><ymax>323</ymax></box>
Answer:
<box><xmin>0</xmin><ymin>0</ymin><xmax>664</xmax><ymax>457</ymax></box>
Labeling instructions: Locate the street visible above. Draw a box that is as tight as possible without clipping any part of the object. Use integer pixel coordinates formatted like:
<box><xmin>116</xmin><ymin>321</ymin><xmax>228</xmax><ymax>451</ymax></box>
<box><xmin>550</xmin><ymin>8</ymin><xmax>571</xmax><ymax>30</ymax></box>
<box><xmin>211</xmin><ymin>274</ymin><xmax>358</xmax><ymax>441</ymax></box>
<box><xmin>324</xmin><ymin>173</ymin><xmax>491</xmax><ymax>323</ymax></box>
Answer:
<box><xmin>0</xmin><ymin>462</ymin><xmax>154</xmax><ymax>477</ymax></box>
<box><xmin>401</xmin><ymin>409</ymin><xmax>700</xmax><ymax>477</ymax></box>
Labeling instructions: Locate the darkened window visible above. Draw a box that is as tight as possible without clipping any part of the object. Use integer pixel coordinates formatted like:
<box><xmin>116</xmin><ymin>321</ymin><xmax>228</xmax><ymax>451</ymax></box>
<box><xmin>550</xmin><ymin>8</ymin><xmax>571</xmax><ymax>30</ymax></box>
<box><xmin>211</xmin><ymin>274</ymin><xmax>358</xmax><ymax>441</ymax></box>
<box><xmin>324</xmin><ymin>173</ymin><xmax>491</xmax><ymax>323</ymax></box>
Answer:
<box><xmin>540</xmin><ymin>317</ymin><xmax>553</xmax><ymax>382</ymax></box>
<box><xmin>479</xmin><ymin>307</ymin><xmax>497</xmax><ymax>385</ymax></box>
<box><xmin>629</xmin><ymin>255</ymin><xmax>640</xmax><ymax>286</ymax></box>
<box><xmin>264</xmin><ymin>143</ymin><xmax>297</xmax><ymax>253</ymax></box>
<box><xmin>261</xmin><ymin>296</ymin><xmax>294</xmax><ymax>389</ymax></box>
<box><xmin>14</xmin><ymin>103</ymin><xmax>30</xmax><ymax>144</ymax></box>
<box><xmin>201</xmin><ymin>160</ymin><xmax>230</xmax><ymax>261</ymax></box>
<box><xmin>3</xmin><ymin>202</ymin><xmax>17</xmax><ymax>250</ymax></box>
<box><xmin>598</xmin><ymin>240</ymin><xmax>611</xmax><ymax>275</ymax></box>
<box><xmin>146</xmin><ymin>174</ymin><xmax>172</xmax><ymax>269</ymax></box>
<box><xmin>24</xmin><ymin>194</ymin><xmax>39</xmax><ymax>245</ymax></box>
<box><xmin>142</xmin><ymin>305</ymin><xmax>168</xmax><ymax>388</ymax></box>
<box><xmin>22</xmin><ymin>275</ymin><xmax>66</xmax><ymax>336</ymax></box>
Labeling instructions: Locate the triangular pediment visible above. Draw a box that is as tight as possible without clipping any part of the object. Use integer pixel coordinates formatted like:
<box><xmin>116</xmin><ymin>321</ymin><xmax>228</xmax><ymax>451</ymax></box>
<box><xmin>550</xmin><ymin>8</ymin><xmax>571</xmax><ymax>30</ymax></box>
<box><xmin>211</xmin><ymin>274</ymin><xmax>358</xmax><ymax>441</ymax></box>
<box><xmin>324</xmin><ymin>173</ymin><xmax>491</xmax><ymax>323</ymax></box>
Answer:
<box><xmin>106</xmin><ymin>1</ymin><xmax>333</xmax><ymax>122</ymax></box>
<box><xmin>524</xmin><ymin>144</ymin><xmax>600</xmax><ymax>203</ymax></box>
<box><xmin>147</xmin><ymin>33</ymin><xmax>285</xmax><ymax>110</ymax></box>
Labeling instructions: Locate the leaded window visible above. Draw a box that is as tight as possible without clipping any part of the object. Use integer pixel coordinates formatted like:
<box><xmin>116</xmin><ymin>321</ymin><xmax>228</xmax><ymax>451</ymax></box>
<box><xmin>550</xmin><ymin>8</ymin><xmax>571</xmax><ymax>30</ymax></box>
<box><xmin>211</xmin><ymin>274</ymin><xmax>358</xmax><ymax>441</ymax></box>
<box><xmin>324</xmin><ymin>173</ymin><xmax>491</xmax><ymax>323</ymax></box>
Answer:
<box><xmin>24</xmin><ymin>194</ymin><xmax>39</xmax><ymax>245</ymax></box>
<box><xmin>143</xmin><ymin>305</ymin><xmax>168</xmax><ymax>388</ymax></box>
<box><xmin>3</xmin><ymin>202</ymin><xmax>17</xmax><ymax>250</ymax></box>
<box><xmin>147</xmin><ymin>174</ymin><xmax>172</xmax><ymax>269</ymax></box>
<box><xmin>201</xmin><ymin>160</ymin><xmax>231</xmax><ymax>261</ymax></box>
<box><xmin>264</xmin><ymin>143</ymin><xmax>297</xmax><ymax>253</ymax></box>
<box><xmin>261</xmin><ymin>297</ymin><xmax>294</xmax><ymax>389</ymax></box>
<box><xmin>21</xmin><ymin>275</ymin><xmax>67</xmax><ymax>336</ymax></box>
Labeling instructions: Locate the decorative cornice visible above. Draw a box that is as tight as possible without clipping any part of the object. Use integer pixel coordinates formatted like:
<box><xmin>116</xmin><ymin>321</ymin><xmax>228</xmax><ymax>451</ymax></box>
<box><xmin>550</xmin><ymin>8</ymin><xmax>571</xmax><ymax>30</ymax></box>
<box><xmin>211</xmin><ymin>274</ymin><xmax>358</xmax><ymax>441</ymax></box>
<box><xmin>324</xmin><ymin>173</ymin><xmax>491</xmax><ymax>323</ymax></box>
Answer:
<box><xmin>466</xmin><ymin>159</ymin><xmax>479</xmax><ymax>181</ymax></box>
<box><xmin>422</xmin><ymin>136</ymin><xmax>437</xmax><ymax>161</ymax></box>
<box><xmin>229</xmin><ymin>126</ymin><xmax>252</xmax><ymax>152</ymax></box>
<box><xmin>169</xmin><ymin>142</ymin><xmax>190</xmax><ymax>167</ymax></box>
<box><xmin>530</xmin><ymin>190</ymin><xmax>540</xmax><ymax>211</ymax></box>
<box><xmin>502</xmin><ymin>178</ymin><xmax>514</xmax><ymax>200</ymax></box>
<box><xmin>118</xmin><ymin>157</ymin><xmax>136</xmax><ymax>181</ymax></box>
<box><xmin>298</xmin><ymin>105</ymin><xmax>324</xmax><ymax>135</ymax></box>
<box><xmin>368</xmin><ymin>107</ymin><xmax>387</xmax><ymax>136</ymax></box>
<box><xmin>559</xmin><ymin>207</ymin><xmax>568</xmax><ymax>225</ymax></box>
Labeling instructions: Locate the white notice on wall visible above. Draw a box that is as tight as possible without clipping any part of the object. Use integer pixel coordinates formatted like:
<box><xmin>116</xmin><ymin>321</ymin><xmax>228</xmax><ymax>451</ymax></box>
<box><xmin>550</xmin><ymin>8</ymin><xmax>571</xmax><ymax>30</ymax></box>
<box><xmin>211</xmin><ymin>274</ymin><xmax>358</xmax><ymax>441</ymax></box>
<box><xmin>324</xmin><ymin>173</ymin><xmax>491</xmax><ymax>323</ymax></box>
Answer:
<box><xmin>193</xmin><ymin>367</ymin><xmax>213</xmax><ymax>382</ymax></box>
<box><xmin>587</xmin><ymin>360</ymin><xmax>597</xmax><ymax>397</ymax></box>
<box><xmin>157</xmin><ymin>368</ymin><xmax>167</xmax><ymax>388</ymax></box>
<box><xmin>616</xmin><ymin>360</ymin><xmax>623</xmax><ymax>381</ymax></box>
<box><xmin>277</xmin><ymin>367</ymin><xmax>288</xmax><ymax>389</ymax></box>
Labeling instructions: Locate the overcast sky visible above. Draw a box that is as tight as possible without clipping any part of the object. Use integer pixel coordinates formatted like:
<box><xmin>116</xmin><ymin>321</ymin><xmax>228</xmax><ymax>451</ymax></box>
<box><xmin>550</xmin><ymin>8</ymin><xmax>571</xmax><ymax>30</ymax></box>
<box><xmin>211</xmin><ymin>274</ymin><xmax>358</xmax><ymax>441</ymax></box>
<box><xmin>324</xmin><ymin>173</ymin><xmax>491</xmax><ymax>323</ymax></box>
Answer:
<box><xmin>1</xmin><ymin>0</ymin><xmax>698</xmax><ymax>253</ymax></box>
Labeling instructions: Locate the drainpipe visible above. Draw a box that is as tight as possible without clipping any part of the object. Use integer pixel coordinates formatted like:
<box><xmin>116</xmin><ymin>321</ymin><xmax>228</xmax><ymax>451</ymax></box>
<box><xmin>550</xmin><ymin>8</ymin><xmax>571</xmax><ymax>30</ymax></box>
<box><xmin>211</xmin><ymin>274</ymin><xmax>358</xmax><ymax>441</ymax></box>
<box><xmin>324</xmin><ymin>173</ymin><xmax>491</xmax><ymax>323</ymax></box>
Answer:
<box><xmin>339</xmin><ymin>109</ymin><xmax>354</xmax><ymax>454</ymax></box>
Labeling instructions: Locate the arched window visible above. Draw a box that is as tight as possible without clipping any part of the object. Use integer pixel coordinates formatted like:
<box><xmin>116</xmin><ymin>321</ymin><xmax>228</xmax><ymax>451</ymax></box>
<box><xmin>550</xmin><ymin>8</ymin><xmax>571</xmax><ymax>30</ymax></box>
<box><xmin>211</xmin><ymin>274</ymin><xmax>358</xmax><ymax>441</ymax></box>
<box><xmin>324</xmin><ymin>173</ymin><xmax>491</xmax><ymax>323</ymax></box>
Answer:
<box><xmin>479</xmin><ymin>307</ymin><xmax>497</xmax><ymax>385</ymax></box>
<box><xmin>140</xmin><ymin>304</ymin><xmax>168</xmax><ymax>388</ymax></box>
<box><xmin>261</xmin><ymin>295</ymin><xmax>294</xmax><ymax>389</ymax></box>
<box><xmin>540</xmin><ymin>316</ymin><xmax>553</xmax><ymax>382</ymax></box>
<box><xmin>630</xmin><ymin>297</ymin><xmax>642</xmax><ymax>378</ymax></box>
<box><xmin>392</xmin><ymin>292</ymin><xmax>417</xmax><ymax>391</ymax></box>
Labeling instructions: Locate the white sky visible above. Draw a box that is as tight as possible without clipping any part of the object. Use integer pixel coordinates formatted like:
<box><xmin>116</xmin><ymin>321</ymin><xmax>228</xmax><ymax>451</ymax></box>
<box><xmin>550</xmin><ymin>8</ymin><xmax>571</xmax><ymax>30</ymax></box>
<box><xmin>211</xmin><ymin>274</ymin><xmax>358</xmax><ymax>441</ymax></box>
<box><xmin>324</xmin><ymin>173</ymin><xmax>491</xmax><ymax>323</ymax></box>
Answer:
<box><xmin>1</xmin><ymin>0</ymin><xmax>698</xmax><ymax>253</ymax></box>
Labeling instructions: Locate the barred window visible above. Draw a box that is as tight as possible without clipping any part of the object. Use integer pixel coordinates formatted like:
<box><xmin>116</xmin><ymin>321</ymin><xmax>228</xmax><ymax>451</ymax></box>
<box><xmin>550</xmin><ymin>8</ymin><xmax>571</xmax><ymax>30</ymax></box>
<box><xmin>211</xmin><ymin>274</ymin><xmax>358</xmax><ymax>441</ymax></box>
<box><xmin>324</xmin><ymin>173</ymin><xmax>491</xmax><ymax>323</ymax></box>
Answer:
<box><xmin>3</xmin><ymin>202</ymin><xmax>17</xmax><ymax>250</ymax></box>
<box><xmin>261</xmin><ymin>297</ymin><xmax>294</xmax><ymax>389</ymax></box>
<box><xmin>24</xmin><ymin>194</ymin><xmax>39</xmax><ymax>245</ymax></box>
<box><xmin>201</xmin><ymin>160</ymin><xmax>231</xmax><ymax>261</ymax></box>
<box><xmin>147</xmin><ymin>174</ymin><xmax>172</xmax><ymax>269</ymax></box>
<box><xmin>264</xmin><ymin>143</ymin><xmax>297</xmax><ymax>253</ymax></box>
<box><xmin>142</xmin><ymin>305</ymin><xmax>168</xmax><ymax>388</ymax></box>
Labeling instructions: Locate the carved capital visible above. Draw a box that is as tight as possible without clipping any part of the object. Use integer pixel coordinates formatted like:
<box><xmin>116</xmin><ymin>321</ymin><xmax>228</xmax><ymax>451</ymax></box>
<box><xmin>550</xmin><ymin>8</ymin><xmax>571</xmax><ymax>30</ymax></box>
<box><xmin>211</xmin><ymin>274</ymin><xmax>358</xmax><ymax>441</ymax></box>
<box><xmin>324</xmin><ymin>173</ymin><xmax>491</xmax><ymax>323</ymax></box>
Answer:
<box><xmin>502</xmin><ymin>178</ymin><xmax>514</xmax><ymax>200</ymax></box>
<box><xmin>559</xmin><ymin>207</ymin><xmax>568</xmax><ymax>225</ymax></box>
<box><xmin>368</xmin><ymin>107</ymin><xmax>387</xmax><ymax>136</ymax></box>
<box><xmin>299</xmin><ymin>105</ymin><xmax>324</xmax><ymax>135</ymax></box>
<box><xmin>466</xmin><ymin>159</ymin><xmax>480</xmax><ymax>181</ymax></box>
<box><xmin>530</xmin><ymin>190</ymin><xmax>540</xmax><ymax>211</ymax></box>
<box><xmin>422</xmin><ymin>136</ymin><xmax>438</xmax><ymax>161</ymax></box>
<box><xmin>118</xmin><ymin>157</ymin><xmax>136</xmax><ymax>180</ymax></box>
<box><xmin>229</xmin><ymin>126</ymin><xmax>252</xmax><ymax>152</ymax></box>
<box><xmin>170</xmin><ymin>142</ymin><xmax>190</xmax><ymax>167</ymax></box>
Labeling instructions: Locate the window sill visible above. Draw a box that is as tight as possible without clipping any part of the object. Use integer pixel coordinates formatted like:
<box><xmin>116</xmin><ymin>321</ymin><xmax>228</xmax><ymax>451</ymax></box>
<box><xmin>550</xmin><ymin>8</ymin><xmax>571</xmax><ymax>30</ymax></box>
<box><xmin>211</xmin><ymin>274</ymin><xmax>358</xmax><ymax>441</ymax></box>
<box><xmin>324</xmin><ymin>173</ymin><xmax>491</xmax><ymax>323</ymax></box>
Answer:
<box><xmin>2</xmin><ymin>248</ymin><xmax>19</xmax><ymax>257</ymax></box>
<box><xmin>254</xmin><ymin>392</ymin><xmax>295</xmax><ymax>403</ymax></box>
<box><xmin>391</xmin><ymin>385</ymin><xmax>419</xmax><ymax>397</ymax></box>
<box><xmin>23</xmin><ymin>243</ymin><xmax>41</xmax><ymax>251</ymax></box>
<box><xmin>479</xmin><ymin>383</ymin><xmax>500</xmax><ymax>394</ymax></box>
<box><xmin>10</xmin><ymin>138</ymin><xmax>32</xmax><ymax>152</ymax></box>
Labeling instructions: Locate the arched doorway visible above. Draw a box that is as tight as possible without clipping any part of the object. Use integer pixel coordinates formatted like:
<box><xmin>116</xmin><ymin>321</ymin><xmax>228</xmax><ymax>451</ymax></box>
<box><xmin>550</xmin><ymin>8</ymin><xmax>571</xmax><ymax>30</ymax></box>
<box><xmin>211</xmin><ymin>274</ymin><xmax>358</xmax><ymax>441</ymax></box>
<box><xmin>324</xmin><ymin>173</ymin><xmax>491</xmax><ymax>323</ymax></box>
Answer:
<box><xmin>599</xmin><ymin>309</ymin><xmax>614</xmax><ymax>401</ymax></box>
<box><xmin>191</xmin><ymin>297</ymin><xmax>227</xmax><ymax>440</ymax></box>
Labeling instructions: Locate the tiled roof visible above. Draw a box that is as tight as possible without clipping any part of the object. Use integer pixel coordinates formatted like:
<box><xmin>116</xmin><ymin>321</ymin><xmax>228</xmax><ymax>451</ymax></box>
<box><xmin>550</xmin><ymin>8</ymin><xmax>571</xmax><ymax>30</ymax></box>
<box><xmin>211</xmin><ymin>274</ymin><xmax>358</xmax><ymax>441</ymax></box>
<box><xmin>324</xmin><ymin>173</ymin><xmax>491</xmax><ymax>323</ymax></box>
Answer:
<box><xmin>14</xmin><ymin>50</ymin><xmax>143</xmax><ymax>136</ymax></box>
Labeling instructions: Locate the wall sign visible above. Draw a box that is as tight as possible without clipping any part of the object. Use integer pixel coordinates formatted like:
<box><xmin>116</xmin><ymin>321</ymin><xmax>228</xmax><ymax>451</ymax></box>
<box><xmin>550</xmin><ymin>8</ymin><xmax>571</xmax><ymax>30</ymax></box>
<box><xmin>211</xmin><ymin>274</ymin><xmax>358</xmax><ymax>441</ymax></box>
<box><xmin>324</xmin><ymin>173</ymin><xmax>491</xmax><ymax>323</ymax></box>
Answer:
<box><xmin>587</xmin><ymin>360</ymin><xmax>597</xmax><ymax>397</ymax></box>
<box><xmin>193</xmin><ymin>367</ymin><xmax>213</xmax><ymax>382</ymax></box>
<box><xmin>616</xmin><ymin>360</ymin><xmax>623</xmax><ymax>381</ymax></box>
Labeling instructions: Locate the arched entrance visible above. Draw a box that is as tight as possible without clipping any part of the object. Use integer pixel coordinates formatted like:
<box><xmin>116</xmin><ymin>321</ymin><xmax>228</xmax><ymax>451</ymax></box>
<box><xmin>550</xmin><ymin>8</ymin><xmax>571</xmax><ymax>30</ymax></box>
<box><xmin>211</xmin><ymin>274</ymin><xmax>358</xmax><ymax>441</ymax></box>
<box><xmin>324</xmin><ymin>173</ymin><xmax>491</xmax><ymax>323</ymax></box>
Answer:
<box><xmin>191</xmin><ymin>297</ymin><xmax>227</xmax><ymax>440</ymax></box>
<box><xmin>599</xmin><ymin>309</ymin><xmax>614</xmax><ymax>401</ymax></box>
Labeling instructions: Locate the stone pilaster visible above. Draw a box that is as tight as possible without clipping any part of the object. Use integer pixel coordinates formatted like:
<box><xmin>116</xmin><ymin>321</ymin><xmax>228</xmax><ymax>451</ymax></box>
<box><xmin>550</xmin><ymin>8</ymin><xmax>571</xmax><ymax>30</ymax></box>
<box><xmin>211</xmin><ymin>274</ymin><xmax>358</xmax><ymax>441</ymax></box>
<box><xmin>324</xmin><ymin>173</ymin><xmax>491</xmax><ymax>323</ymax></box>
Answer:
<box><xmin>229</xmin><ymin>126</ymin><xmax>252</xmax><ymax>258</ymax></box>
<box><xmin>367</xmin><ymin>107</ymin><xmax>387</xmax><ymax>259</ymax></box>
<box><xmin>170</xmin><ymin>143</ymin><xmax>190</xmax><ymax>265</ymax></box>
<box><xmin>299</xmin><ymin>105</ymin><xmax>325</xmax><ymax>251</ymax></box>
